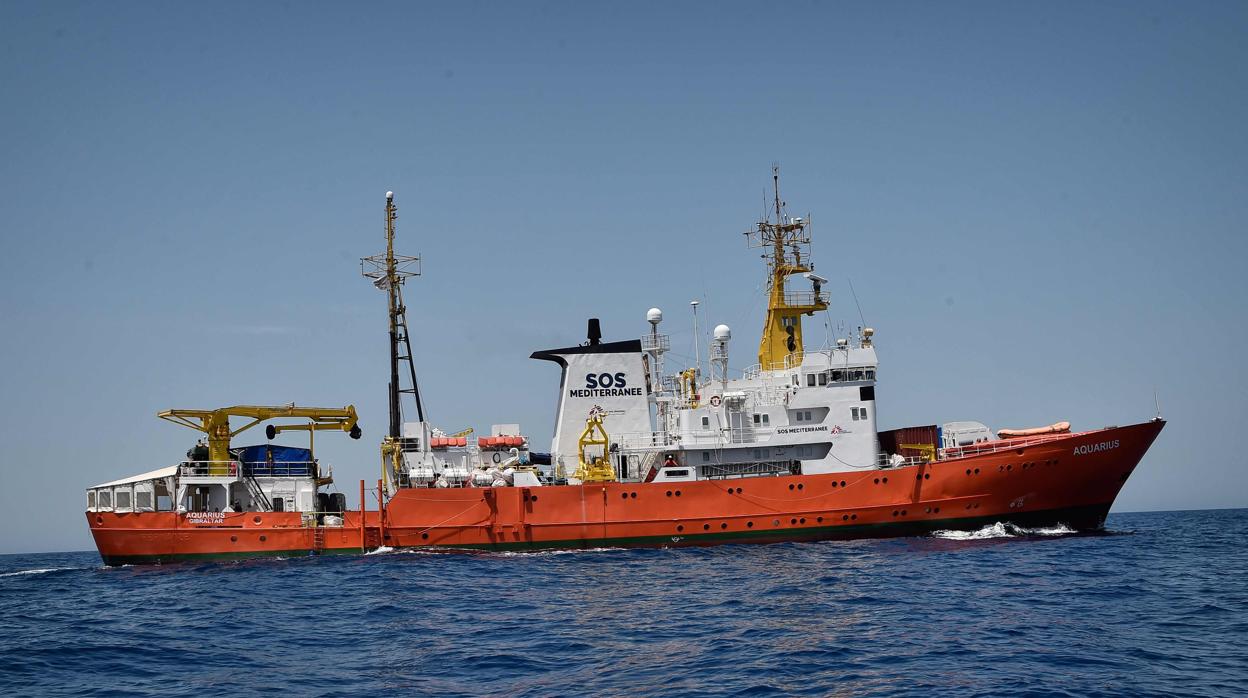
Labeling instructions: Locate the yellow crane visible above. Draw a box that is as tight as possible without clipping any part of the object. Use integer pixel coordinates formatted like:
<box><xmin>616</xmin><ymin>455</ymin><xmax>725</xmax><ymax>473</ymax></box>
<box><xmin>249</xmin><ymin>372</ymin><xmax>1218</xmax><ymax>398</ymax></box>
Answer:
<box><xmin>159</xmin><ymin>404</ymin><xmax>362</xmax><ymax>475</ymax></box>
<box><xmin>573</xmin><ymin>407</ymin><xmax>616</xmax><ymax>483</ymax></box>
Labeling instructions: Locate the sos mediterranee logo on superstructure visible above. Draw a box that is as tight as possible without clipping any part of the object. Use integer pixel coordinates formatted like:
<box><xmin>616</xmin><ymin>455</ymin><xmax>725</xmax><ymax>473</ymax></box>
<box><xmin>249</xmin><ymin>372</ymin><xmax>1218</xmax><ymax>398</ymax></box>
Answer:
<box><xmin>569</xmin><ymin>372</ymin><xmax>644</xmax><ymax>398</ymax></box>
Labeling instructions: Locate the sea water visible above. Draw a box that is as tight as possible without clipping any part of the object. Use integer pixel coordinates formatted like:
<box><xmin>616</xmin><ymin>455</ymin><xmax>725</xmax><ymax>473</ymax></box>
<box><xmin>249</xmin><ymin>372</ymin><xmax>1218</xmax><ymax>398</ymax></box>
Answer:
<box><xmin>2</xmin><ymin>509</ymin><xmax>1245</xmax><ymax>696</ymax></box>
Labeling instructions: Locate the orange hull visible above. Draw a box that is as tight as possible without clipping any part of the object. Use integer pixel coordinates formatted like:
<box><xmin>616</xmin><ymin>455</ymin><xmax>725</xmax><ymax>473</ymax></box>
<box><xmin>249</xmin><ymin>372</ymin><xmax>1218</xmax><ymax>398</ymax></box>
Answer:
<box><xmin>89</xmin><ymin>420</ymin><xmax>1163</xmax><ymax>564</ymax></box>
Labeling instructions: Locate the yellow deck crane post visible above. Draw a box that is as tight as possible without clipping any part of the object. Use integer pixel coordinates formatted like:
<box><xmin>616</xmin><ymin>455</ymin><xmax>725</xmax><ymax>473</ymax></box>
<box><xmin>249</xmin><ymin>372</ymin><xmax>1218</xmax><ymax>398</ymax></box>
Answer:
<box><xmin>158</xmin><ymin>404</ymin><xmax>362</xmax><ymax>476</ymax></box>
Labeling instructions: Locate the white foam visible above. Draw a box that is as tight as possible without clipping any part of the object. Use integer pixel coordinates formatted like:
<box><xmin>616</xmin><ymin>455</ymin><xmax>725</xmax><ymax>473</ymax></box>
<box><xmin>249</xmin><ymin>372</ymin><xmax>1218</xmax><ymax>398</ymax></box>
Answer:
<box><xmin>0</xmin><ymin>568</ymin><xmax>71</xmax><ymax>578</ymax></box>
<box><xmin>931</xmin><ymin>522</ymin><xmax>1077</xmax><ymax>540</ymax></box>
<box><xmin>365</xmin><ymin>546</ymin><xmax>395</xmax><ymax>556</ymax></box>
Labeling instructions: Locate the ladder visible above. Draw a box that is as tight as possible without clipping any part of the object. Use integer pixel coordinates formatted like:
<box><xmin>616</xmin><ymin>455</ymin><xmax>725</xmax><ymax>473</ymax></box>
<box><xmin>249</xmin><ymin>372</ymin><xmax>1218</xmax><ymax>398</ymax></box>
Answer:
<box><xmin>312</xmin><ymin>526</ymin><xmax>325</xmax><ymax>553</ymax></box>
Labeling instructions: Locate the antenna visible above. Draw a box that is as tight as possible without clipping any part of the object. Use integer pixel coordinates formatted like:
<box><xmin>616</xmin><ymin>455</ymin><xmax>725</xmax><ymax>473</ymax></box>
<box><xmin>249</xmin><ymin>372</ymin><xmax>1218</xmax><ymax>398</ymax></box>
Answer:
<box><xmin>1154</xmin><ymin>388</ymin><xmax>1162</xmax><ymax>420</ymax></box>
<box><xmin>848</xmin><ymin>277</ymin><xmax>867</xmax><ymax>327</ymax></box>
<box><xmin>690</xmin><ymin>299</ymin><xmax>702</xmax><ymax>378</ymax></box>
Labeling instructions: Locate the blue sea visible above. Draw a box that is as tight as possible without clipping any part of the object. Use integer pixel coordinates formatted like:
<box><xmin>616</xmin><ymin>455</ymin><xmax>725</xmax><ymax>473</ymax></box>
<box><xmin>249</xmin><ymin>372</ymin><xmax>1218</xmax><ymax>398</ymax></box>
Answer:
<box><xmin>2</xmin><ymin>509</ymin><xmax>1245</xmax><ymax>697</ymax></box>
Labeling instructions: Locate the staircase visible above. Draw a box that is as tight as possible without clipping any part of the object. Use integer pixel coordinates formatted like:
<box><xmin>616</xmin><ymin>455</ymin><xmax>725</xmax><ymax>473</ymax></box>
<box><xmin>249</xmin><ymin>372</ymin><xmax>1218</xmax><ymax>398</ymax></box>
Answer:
<box><xmin>244</xmin><ymin>471</ymin><xmax>272</xmax><ymax>512</ymax></box>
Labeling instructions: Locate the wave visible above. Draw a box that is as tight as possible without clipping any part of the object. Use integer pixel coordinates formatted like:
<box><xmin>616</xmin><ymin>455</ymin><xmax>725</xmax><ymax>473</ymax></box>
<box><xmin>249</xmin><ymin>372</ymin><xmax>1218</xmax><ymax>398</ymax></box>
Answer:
<box><xmin>931</xmin><ymin>522</ymin><xmax>1076</xmax><ymax>540</ymax></box>
<box><xmin>0</xmin><ymin>567</ymin><xmax>76</xmax><ymax>578</ymax></box>
<box><xmin>364</xmin><ymin>546</ymin><xmax>395</xmax><ymax>556</ymax></box>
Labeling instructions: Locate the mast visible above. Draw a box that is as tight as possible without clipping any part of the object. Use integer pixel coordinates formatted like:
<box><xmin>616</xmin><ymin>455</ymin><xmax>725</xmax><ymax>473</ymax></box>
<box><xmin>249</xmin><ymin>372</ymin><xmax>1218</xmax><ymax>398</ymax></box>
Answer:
<box><xmin>745</xmin><ymin>165</ymin><xmax>828</xmax><ymax>368</ymax></box>
<box><xmin>362</xmin><ymin>191</ymin><xmax>424</xmax><ymax>439</ymax></box>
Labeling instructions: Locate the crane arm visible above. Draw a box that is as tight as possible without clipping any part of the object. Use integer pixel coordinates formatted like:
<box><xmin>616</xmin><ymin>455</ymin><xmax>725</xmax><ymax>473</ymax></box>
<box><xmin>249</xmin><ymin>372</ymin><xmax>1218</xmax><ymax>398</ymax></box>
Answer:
<box><xmin>158</xmin><ymin>404</ymin><xmax>361</xmax><ymax>470</ymax></box>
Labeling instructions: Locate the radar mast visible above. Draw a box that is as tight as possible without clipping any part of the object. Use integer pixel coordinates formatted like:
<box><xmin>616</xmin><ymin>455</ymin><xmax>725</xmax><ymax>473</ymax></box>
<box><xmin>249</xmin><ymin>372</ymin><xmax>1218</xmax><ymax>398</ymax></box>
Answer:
<box><xmin>744</xmin><ymin>165</ymin><xmax>829</xmax><ymax>368</ymax></box>
<box><xmin>361</xmin><ymin>191</ymin><xmax>425</xmax><ymax>437</ymax></box>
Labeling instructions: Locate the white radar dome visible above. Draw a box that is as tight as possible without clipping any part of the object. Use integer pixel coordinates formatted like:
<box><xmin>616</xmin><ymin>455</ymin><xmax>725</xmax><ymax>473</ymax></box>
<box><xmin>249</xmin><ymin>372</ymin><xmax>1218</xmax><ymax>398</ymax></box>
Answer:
<box><xmin>713</xmin><ymin>324</ymin><xmax>732</xmax><ymax>341</ymax></box>
<box><xmin>647</xmin><ymin>308</ymin><xmax>663</xmax><ymax>325</ymax></box>
<box><xmin>386</xmin><ymin>190</ymin><xmax>394</xmax><ymax>199</ymax></box>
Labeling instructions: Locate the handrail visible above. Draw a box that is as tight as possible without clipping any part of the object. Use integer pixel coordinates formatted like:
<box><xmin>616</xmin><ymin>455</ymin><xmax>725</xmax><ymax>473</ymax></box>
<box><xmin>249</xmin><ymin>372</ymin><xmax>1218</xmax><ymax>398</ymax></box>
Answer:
<box><xmin>178</xmin><ymin>460</ymin><xmax>316</xmax><ymax>478</ymax></box>
<box><xmin>940</xmin><ymin>431</ymin><xmax>1080</xmax><ymax>459</ymax></box>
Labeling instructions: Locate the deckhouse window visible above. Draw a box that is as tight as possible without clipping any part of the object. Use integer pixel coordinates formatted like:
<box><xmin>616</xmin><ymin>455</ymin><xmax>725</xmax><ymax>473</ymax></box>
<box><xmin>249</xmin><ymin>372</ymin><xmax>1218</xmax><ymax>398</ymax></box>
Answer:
<box><xmin>866</xmin><ymin>369</ymin><xmax>876</xmax><ymax>380</ymax></box>
<box><xmin>807</xmin><ymin>374</ymin><xmax>816</xmax><ymax>387</ymax></box>
<box><xmin>831</xmin><ymin>370</ymin><xmax>843</xmax><ymax>382</ymax></box>
<box><xmin>851</xmin><ymin>407</ymin><xmax>862</xmax><ymax>421</ymax></box>
<box><xmin>701</xmin><ymin>416</ymin><xmax>710</xmax><ymax>428</ymax></box>
<box><xmin>762</xmin><ymin>414</ymin><xmax>770</xmax><ymax>425</ymax></box>
<box><xmin>702</xmin><ymin>451</ymin><xmax>711</xmax><ymax>462</ymax></box>
<box><xmin>818</xmin><ymin>373</ymin><xmax>828</xmax><ymax>386</ymax></box>
<box><xmin>753</xmin><ymin>414</ymin><xmax>761</xmax><ymax>425</ymax></box>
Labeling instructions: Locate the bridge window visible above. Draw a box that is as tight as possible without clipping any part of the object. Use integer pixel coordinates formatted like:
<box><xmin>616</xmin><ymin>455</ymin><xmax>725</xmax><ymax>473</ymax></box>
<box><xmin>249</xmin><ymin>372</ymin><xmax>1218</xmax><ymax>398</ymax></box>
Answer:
<box><xmin>702</xmin><ymin>451</ymin><xmax>711</xmax><ymax>462</ymax></box>
<box><xmin>87</xmin><ymin>491</ymin><xmax>96</xmax><ymax>509</ymax></box>
<box><xmin>866</xmin><ymin>369</ymin><xmax>876</xmax><ymax>380</ymax></box>
<box><xmin>831</xmin><ymin>370</ymin><xmax>843</xmax><ymax>382</ymax></box>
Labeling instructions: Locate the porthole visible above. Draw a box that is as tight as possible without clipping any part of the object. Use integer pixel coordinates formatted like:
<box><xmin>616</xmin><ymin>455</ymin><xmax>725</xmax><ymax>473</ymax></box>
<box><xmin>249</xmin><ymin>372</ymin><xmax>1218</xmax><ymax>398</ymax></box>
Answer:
<box><xmin>666</xmin><ymin>491</ymin><xmax>672</xmax><ymax>497</ymax></box>
<box><xmin>747</xmin><ymin>521</ymin><xmax>754</xmax><ymax>528</ymax></box>
<box><xmin>882</xmin><ymin>477</ymin><xmax>888</xmax><ymax>483</ymax></box>
<box><xmin>675</xmin><ymin>491</ymin><xmax>682</xmax><ymax>497</ymax></box>
<box><xmin>840</xmin><ymin>480</ymin><xmax>847</xmax><ymax>487</ymax></box>
<box><xmin>230</xmin><ymin>536</ymin><xmax>238</xmax><ymax>543</ymax></box>
<box><xmin>873</xmin><ymin>478</ymin><xmax>880</xmax><ymax>484</ymax></box>
<box><xmin>817</xmin><ymin>516</ymin><xmax>823</xmax><ymax>523</ymax></box>
<box><xmin>703</xmin><ymin>523</ymin><xmax>710</xmax><ymax>531</ymax></box>
<box><xmin>720</xmin><ymin>523</ymin><xmax>728</xmax><ymax>529</ymax></box>
<box><xmin>850</xmin><ymin>514</ymin><xmax>857</xmax><ymax>520</ymax></box>
<box><xmin>531</xmin><ymin>496</ymin><xmax>538</xmax><ymax>502</ymax></box>
<box><xmin>790</xmin><ymin>518</ymin><xmax>797</xmax><ymax>525</ymax></box>
<box><xmin>422</xmin><ymin>532</ymin><xmax>429</xmax><ymax>540</ymax></box>
<box><xmin>924</xmin><ymin>473</ymin><xmax>930</xmax><ymax>480</ymax></box>
<box><xmin>773</xmin><ymin>519</ymin><xmax>781</xmax><ymax>526</ymax></box>
<box><xmin>622</xmin><ymin>493</ymin><xmax>629</xmax><ymax>500</ymax></box>
<box><xmin>253</xmin><ymin>516</ymin><xmax>262</xmax><ymax>524</ymax></box>
<box><xmin>799</xmin><ymin>517</ymin><xmax>806</xmax><ymax>524</ymax></box>
<box><xmin>797</xmin><ymin>483</ymin><xmax>804</xmax><ymax>490</ymax></box>
<box><xmin>973</xmin><ymin>468</ymin><xmax>980</xmax><ymax>475</ymax></box>
<box><xmin>842</xmin><ymin>514</ymin><xmax>849</xmax><ymax>521</ymax></box>
<box><xmin>832</xmin><ymin>481</ymin><xmax>839</xmax><ymax>488</ymax></box>
<box><xmin>788</xmin><ymin>484</ymin><xmax>795</xmax><ymax>491</ymax></box>
<box><xmin>630</xmin><ymin>492</ymin><xmax>637</xmax><ymax>499</ymax></box>
<box><xmin>259</xmin><ymin>535</ymin><xmax>267</xmax><ymax>542</ymax></box>
<box><xmin>677</xmin><ymin>525</ymin><xmax>684</xmax><ymax>532</ymax></box>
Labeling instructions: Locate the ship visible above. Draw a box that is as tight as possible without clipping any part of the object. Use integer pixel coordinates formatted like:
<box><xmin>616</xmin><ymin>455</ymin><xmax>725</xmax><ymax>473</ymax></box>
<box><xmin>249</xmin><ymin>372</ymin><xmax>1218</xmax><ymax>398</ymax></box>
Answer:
<box><xmin>86</xmin><ymin>171</ymin><xmax>1165</xmax><ymax>564</ymax></box>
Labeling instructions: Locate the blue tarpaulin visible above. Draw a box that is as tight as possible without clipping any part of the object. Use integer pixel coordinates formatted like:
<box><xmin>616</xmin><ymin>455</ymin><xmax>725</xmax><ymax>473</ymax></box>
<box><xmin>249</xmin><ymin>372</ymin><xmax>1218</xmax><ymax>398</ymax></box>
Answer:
<box><xmin>235</xmin><ymin>444</ymin><xmax>314</xmax><ymax>477</ymax></box>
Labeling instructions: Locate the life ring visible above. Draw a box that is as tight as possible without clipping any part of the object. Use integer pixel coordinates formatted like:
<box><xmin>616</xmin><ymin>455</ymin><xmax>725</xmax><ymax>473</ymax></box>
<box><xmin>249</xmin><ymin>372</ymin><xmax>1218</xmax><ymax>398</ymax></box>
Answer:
<box><xmin>709</xmin><ymin>395</ymin><xmax>722</xmax><ymax>407</ymax></box>
<box><xmin>228</xmin><ymin>462</ymin><xmax>238</xmax><ymax>476</ymax></box>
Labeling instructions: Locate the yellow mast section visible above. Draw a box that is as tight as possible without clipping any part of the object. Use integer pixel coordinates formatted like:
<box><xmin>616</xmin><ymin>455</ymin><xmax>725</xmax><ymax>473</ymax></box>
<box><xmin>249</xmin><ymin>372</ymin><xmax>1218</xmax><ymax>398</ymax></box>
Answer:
<box><xmin>747</xmin><ymin>166</ymin><xmax>828</xmax><ymax>368</ymax></box>
<box><xmin>159</xmin><ymin>405</ymin><xmax>361</xmax><ymax>475</ymax></box>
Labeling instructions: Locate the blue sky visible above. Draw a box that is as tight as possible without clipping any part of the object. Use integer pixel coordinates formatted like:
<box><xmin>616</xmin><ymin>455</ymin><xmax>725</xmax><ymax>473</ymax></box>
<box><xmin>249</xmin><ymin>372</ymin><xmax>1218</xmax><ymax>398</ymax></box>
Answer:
<box><xmin>1</xmin><ymin>1</ymin><xmax>1245</xmax><ymax>553</ymax></box>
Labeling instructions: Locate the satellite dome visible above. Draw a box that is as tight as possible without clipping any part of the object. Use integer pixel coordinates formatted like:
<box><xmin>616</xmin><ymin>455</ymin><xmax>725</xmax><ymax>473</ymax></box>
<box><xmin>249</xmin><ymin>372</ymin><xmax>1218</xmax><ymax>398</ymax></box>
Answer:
<box><xmin>646</xmin><ymin>308</ymin><xmax>663</xmax><ymax>325</ymax></box>
<box><xmin>713</xmin><ymin>324</ymin><xmax>732</xmax><ymax>341</ymax></box>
